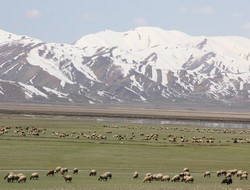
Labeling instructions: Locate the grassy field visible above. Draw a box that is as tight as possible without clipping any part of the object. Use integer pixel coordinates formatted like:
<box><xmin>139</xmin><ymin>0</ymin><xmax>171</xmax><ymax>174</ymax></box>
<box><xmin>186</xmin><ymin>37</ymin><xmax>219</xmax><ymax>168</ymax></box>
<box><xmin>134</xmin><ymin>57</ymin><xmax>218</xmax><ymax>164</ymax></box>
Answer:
<box><xmin>0</xmin><ymin>114</ymin><xmax>250</xmax><ymax>190</ymax></box>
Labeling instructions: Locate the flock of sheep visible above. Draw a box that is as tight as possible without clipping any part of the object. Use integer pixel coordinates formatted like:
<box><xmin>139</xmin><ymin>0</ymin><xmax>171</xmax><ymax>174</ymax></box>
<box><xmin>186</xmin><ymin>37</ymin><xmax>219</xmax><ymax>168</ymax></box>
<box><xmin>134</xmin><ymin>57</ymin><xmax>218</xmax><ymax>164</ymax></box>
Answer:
<box><xmin>1</xmin><ymin>124</ymin><xmax>250</xmax><ymax>145</ymax></box>
<box><xmin>3</xmin><ymin>167</ymin><xmax>110</xmax><ymax>184</ymax></box>
<box><xmin>141</xmin><ymin>168</ymin><xmax>248</xmax><ymax>185</ymax></box>
<box><xmin>3</xmin><ymin>167</ymin><xmax>248</xmax><ymax>185</ymax></box>
<box><xmin>1</xmin><ymin>120</ymin><xmax>250</xmax><ymax>188</ymax></box>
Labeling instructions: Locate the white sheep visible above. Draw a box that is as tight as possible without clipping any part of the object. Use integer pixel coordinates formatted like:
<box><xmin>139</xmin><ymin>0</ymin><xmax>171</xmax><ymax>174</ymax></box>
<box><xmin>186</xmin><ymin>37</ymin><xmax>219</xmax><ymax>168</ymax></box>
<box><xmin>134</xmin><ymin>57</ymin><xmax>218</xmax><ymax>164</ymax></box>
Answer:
<box><xmin>30</xmin><ymin>172</ymin><xmax>39</xmax><ymax>180</ymax></box>
<box><xmin>63</xmin><ymin>175</ymin><xmax>72</xmax><ymax>182</ymax></box>
<box><xmin>55</xmin><ymin>166</ymin><xmax>61</xmax><ymax>173</ymax></box>
<box><xmin>104</xmin><ymin>172</ymin><xmax>112</xmax><ymax>179</ymax></box>
<box><xmin>98</xmin><ymin>174</ymin><xmax>108</xmax><ymax>181</ymax></box>
<box><xmin>161</xmin><ymin>175</ymin><xmax>170</xmax><ymax>182</ymax></box>
<box><xmin>143</xmin><ymin>175</ymin><xmax>152</xmax><ymax>183</ymax></box>
<box><xmin>18</xmin><ymin>175</ymin><xmax>27</xmax><ymax>183</ymax></box>
<box><xmin>73</xmin><ymin>168</ymin><xmax>78</xmax><ymax>174</ymax></box>
<box><xmin>133</xmin><ymin>171</ymin><xmax>139</xmax><ymax>179</ymax></box>
<box><xmin>185</xmin><ymin>176</ymin><xmax>194</xmax><ymax>183</ymax></box>
<box><xmin>240</xmin><ymin>173</ymin><xmax>248</xmax><ymax>180</ymax></box>
<box><xmin>171</xmin><ymin>174</ymin><xmax>180</xmax><ymax>182</ymax></box>
<box><xmin>204</xmin><ymin>171</ymin><xmax>211</xmax><ymax>177</ymax></box>
<box><xmin>89</xmin><ymin>169</ymin><xmax>97</xmax><ymax>176</ymax></box>
<box><xmin>60</xmin><ymin>168</ymin><xmax>68</xmax><ymax>175</ymax></box>
<box><xmin>153</xmin><ymin>173</ymin><xmax>163</xmax><ymax>181</ymax></box>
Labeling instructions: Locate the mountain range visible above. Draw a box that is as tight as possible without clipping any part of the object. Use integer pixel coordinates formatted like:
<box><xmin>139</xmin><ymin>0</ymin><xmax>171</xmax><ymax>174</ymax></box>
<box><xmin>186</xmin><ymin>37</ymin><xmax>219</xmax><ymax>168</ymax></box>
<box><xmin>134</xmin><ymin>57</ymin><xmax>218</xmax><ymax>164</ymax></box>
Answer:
<box><xmin>1</xmin><ymin>27</ymin><xmax>250</xmax><ymax>109</ymax></box>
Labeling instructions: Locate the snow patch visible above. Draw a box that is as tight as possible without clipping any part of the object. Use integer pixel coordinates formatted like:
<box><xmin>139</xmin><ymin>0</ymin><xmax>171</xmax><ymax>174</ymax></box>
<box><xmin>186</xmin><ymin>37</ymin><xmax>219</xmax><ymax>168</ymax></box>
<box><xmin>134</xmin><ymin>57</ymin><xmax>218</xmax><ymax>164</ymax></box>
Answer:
<box><xmin>43</xmin><ymin>87</ymin><xmax>68</xmax><ymax>98</ymax></box>
<box><xmin>19</xmin><ymin>83</ymin><xmax>48</xmax><ymax>99</ymax></box>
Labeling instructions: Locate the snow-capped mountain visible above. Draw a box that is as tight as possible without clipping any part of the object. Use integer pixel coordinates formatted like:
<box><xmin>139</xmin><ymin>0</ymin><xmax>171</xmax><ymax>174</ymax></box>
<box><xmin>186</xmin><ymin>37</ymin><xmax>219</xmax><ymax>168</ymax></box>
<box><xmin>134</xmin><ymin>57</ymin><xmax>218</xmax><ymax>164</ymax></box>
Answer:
<box><xmin>1</xmin><ymin>27</ymin><xmax>250</xmax><ymax>107</ymax></box>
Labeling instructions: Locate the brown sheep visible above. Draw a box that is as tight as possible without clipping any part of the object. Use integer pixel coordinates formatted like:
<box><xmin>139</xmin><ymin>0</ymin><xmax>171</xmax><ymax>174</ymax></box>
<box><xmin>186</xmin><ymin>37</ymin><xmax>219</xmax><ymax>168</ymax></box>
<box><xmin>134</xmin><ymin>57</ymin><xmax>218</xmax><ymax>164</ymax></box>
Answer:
<box><xmin>46</xmin><ymin>170</ymin><xmax>55</xmax><ymax>176</ymax></box>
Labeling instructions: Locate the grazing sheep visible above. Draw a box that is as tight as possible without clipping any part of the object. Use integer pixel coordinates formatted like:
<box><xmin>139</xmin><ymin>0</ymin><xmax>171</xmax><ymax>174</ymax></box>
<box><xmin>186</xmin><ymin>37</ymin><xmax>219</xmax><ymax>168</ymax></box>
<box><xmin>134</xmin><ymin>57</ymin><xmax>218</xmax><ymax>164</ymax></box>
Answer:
<box><xmin>183</xmin><ymin>168</ymin><xmax>189</xmax><ymax>172</ymax></box>
<box><xmin>171</xmin><ymin>174</ymin><xmax>180</xmax><ymax>182</ymax></box>
<box><xmin>6</xmin><ymin>174</ymin><xmax>15</xmax><ymax>183</ymax></box>
<box><xmin>184</xmin><ymin>171</ymin><xmax>191</xmax><ymax>176</ymax></box>
<box><xmin>161</xmin><ymin>175</ymin><xmax>170</xmax><ymax>182</ymax></box>
<box><xmin>18</xmin><ymin>175</ymin><xmax>27</xmax><ymax>183</ymax></box>
<box><xmin>30</xmin><ymin>172</ymin><xmax>39</xmax><ymax>180</ymax></box>
<box><xmin>217</xmin><ymin>170</ymin><xmax>226</xmax><ymax>177</ymax></box>
<box><xmin>143</xmin><ymin>175</ymin><xmax>152</xmax><ymax>183</ymax></box>
<box><xmin>104</xmin><ymin>172</ymin><xmax>112</xmax><ymax>179</ymax></box>
<box><xmin>98</xmin><ymin>174</ymin><xmax>108</xmax><ymax>181</ymax></box>
<box><xmin>60</xmin><ymin>168</ymin><xmax>68</xmax><ymax>175</ymax></box>
<box><xmin>153</xmin><ymin>173</ymin><xmax>163</xmax><ymax>181</ymax></box>
<box><xmin>240</xmin><ymin>174</ymin><xmax>248</xmax><ymax>180</ymax></box>
<box><xmin>227</xmin><ymin>169</ymin><xmax>238</xmax><ymax>176</ymax></box>
<box><xmin>46</xmin><ymin>170</ymin><xmax>55</xmax><ymax>176</ymax></box>
<box><xmin>221</xmin><ymin>177</ymin><xmax>232</xmax><ymax>185</ymax></box>
<box><xmin>145</xmin><ymin>173</ymin><xmax>152</xmax><ymax>177</ymax></box>
<box><xmin>133</xmin><ymin>171</ymin><xmax>139</xmax><ymax>179</ymax></box>
<box><xmin>217</xmin><ymin>171</ymin><xmax>222</xmax><ymax>177</ymax></box>
<box><xmin>55</xmin><ymin>166</ymin><xmax>61</xmax><ymax>173</ymax></box>
<box><xmin>220</xmin><ymin>170</ymin><xmax>227</xmax><ymax>176</ymax></box>
<box><xmin>4</xmin><ymin>172</ymin><xmax>21</xmax><ymax>183</ymax></box>
<box><xmin>13</xmin><ymin>173</ymin><xmax>24</xmax><ymax>182</ymax></box>
<box><xmin>4</xmin><ymin>172</ymin><xmax>14</xmax><ymax>180</ymax></box>
<box><xmin>226</xmin><ymin>173</ymin><xmax>232</xmax><ymax>178</ymax></box>
<box><xmin>89</xmin><ymin>169</ymin><xmax>97</xmax><ymax>176</ymax></box>
<box><xmin>236</xmin><ymin>170</ymin><xmax>243</xmax><ymax>177</ymax></box>
<box><xmin>243</xmin><ymin>171</ymin><xmax>248</xmax><ymax>176</ymax></box>
<box><xmin>204</xmin><ymin>171</ymin><xmax>211</xmax><ymax>177</ymax></box>
<box><xmin>73</xmin><ymin>168</ymin><xmax>78</xmax><ymax>174</ymax></box>
<box><xmin>63</xmin><ymin>175</ymin><xmax>72</xmax><ymax>182</ymax></box>
<box><xmin>181</xmin><ymin>175</ymin><xmax>189</xmax><ymax>182</ymax></box>
<box><xmin>185</xmin><ymin>176</ymin><xmax>194</xmax><ymax>183</ymax></box>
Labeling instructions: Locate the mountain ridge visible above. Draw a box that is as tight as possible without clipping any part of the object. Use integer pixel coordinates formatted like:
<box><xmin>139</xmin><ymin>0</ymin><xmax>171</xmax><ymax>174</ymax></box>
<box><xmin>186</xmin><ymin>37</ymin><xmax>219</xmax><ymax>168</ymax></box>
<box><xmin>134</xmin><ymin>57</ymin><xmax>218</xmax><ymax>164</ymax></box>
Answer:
<box><xmin>1</xmin><ymin>27</ymin><xmax>250</xmax><ymax>108</ymax></box>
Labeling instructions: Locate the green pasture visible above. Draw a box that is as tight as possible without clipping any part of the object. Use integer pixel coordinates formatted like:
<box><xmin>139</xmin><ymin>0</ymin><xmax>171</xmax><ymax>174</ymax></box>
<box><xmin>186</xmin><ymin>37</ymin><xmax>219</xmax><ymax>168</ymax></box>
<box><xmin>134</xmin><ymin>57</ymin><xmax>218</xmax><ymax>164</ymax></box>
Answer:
<box><xmin>0</xmin><ymin>114</ymin><xmax>250</xmax><ymax>190</ymax></box>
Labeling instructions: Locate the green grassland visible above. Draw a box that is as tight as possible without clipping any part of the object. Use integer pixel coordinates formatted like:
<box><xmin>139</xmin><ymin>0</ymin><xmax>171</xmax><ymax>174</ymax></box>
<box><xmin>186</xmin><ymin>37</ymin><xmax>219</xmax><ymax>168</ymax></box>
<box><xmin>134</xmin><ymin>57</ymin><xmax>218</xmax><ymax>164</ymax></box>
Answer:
<box><xmin>0</xmin><ymin>114</ymin><xmax>250</xmax><ymax>190</ymax></box>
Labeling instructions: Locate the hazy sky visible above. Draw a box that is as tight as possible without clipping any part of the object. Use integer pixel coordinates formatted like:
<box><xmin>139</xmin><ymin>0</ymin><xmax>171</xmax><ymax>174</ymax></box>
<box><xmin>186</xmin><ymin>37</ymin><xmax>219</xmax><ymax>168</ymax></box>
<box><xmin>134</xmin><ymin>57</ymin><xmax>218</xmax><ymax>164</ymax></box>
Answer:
<box><xmin>1</xmin><ymin>0</ymin><xmax>250</xmax><ymax>44</ymax></box>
